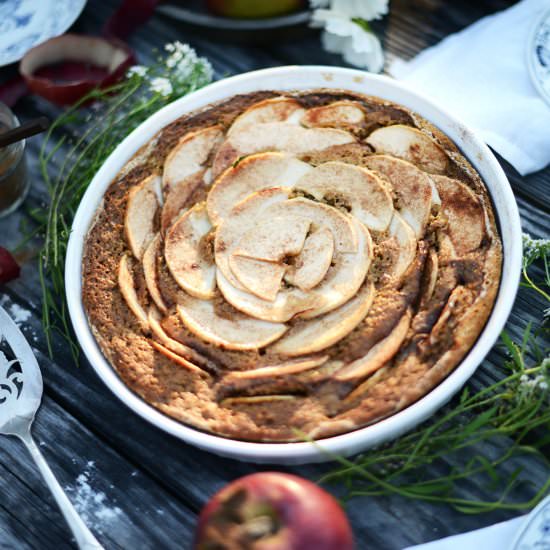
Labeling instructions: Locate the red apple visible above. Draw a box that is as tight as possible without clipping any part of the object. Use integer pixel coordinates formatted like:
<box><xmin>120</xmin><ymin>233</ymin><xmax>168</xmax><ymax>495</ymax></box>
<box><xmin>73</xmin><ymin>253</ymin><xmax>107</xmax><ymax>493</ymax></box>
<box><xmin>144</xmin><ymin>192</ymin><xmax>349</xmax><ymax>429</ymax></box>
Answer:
<box><xmin>205</xmin><ymin>0</ymin><xmax>306</xmax><ymax>19</ymax></box>
<box><xmin>0</xmin><ymin>247</ymin><xmax>20</xmax><ymax>284</ymax></box>
<box><xmin>194</xmin><ymin>472</ymin><xmax>354</xmax><ymax>550</ymax></box>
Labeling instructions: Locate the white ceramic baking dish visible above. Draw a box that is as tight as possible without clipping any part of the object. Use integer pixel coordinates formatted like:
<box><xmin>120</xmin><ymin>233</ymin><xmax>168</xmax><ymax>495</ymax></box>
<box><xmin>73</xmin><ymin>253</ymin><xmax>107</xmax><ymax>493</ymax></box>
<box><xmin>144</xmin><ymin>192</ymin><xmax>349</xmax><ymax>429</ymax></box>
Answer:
<box><xmin>65</xmin><ymin>66</ymin><xmax>522</xmax><ymax>464</ymax></box>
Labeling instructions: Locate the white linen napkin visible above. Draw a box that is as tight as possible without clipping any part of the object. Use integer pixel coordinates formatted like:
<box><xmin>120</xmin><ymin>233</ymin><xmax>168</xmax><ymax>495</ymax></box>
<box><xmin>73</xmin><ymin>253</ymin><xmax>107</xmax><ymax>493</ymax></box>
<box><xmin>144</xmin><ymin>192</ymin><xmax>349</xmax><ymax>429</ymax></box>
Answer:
<box><xmin>403</xmin><ymin>515</ymin><xmax>525</xmax><ymax>549</ymax></box>
<box><xmin>390</xmin><ymin>0</ymin><xmax>550</xmax><ymax>176</ymax></box>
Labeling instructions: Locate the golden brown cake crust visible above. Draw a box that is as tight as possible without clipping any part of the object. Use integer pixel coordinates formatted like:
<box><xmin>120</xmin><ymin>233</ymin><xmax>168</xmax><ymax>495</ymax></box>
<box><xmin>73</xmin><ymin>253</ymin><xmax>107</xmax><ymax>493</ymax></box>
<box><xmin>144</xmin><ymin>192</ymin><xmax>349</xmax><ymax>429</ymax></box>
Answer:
<box><xmin>82</xmin><ymin>89</ymin><xmax>502</xmax><ymax>442</ymax></box>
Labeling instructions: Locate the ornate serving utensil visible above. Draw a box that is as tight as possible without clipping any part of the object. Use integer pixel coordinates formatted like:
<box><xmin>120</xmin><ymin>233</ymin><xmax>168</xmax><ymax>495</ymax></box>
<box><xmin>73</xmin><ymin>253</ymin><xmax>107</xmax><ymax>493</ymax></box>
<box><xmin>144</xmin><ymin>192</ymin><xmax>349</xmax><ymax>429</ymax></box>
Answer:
<box><xmin>0</xmin><ymin>306</ymin><xmax>103</xmax><ymax>549</ymax></box>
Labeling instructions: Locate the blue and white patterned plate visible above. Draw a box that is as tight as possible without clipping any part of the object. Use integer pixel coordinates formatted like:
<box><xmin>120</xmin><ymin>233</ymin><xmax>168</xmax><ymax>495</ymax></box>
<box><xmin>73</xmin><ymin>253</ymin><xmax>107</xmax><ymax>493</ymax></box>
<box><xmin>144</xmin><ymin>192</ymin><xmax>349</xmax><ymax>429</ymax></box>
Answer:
<box><xmin>509</xmin><ymin>495</ymin><xmax>550</xmax><ymax>550</ymax></box>
<box><xmin>528</xmin><ymin>6</ymin><xmax>550</xmax><ymax>108</ymax></box>
<box><xmin>0</xmin><ymin>0</ymin><xmax>87</xmax><ymax>67</ymax></box>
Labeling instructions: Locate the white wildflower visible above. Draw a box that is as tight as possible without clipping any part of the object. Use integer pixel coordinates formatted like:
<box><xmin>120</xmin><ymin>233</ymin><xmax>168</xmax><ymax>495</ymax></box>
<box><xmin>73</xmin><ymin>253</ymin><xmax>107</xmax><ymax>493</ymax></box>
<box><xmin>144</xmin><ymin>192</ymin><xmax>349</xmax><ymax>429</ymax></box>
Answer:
<box><xmin>150</xmin><ymin>77</ymin><xmax>173</xmax><ymax>97</ymax></box>
<box><xmin>127</xmin><ymin>65</ymin><xmax>147</xmax><ymax>78</ymax></box>
<box><xmin>522</xmin><ymin>233</ymin><xmax>550</xmax><ymax>265</ymax></box>
<box><xmin>312</xmin><ymin>10</ymin><xmax>384</xmax><ymax>72</ymax></box>
<box><xmin>309</xmin><ymin>0</ymin><xmax>330</xmax><ymax>7</ymax></box>
<box><xmin>331</xmin><ymin>0</ymin><xmax>389</xmax><ymax>21</ymax></box>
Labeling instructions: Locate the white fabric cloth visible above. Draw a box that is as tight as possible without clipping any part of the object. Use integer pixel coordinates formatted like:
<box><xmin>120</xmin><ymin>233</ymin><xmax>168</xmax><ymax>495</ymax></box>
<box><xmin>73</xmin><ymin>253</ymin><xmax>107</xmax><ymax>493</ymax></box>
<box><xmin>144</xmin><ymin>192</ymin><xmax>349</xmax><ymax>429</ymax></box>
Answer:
<box><xmin>390</xmin><ymin>0</ymin><xmax>550</xmax><ymax>175</ymax></box>
<box><xmin>404</xmin><ymin>515</ymin><xmax>525</xmax><ymax>549</ymax></box>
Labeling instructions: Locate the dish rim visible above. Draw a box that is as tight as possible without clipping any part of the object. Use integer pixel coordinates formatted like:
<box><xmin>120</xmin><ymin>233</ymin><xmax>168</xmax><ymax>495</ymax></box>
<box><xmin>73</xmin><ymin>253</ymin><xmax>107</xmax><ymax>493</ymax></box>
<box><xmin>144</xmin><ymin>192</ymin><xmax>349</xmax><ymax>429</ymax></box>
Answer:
<box><xmin>65</xmin><ymin>65</ymin><xmax>522</xmax><ymax>464</ymax></box>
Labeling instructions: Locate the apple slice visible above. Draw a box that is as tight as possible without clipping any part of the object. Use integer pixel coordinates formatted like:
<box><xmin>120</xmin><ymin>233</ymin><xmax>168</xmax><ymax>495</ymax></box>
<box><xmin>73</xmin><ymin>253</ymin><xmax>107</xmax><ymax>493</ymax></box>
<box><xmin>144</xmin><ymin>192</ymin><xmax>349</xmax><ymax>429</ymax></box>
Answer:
<box><xmin>284</xmin><ymin>227</ymin><xmax>334</xmax><ymax>291</ymax></box>
<box><xmin>271</xmin><ymin>282</ymin><xmax>375</xmax><ymax>356</ymax></box>
<box><xmin>335</xmin><ymin>310</ymin><xmax>412</xmax><ymax>381</ymax></box>
<box><xmin>432</xmin><ymin>175</ymin><xmax>485</xmax><ymax>255</ymax></box>
<box><xmin>118</xmin><ymin>254</ymin><xmax>148</xmax><ymax>329</ymax></box>
<box><xmin>300</xmin><ymin>101</ymin><xmax>365</xmax><ymax>129</ymax></box>
<box><xmin>233</xmin><ymin>215</ymin><xmax>311</xmax><ymax>262</ymax></box>
<box><xmin>124</xmin><ymin>174</ymin><xmax>160</xmax><ymax>260</ymax></box>
<box><xmin>221</xmin><ymin>395</ymin><xmax>297</xmax><ymax>406</ymax></box>
<box><xmin>224</xmin><ymin>356</ymin><xmax>329</xmax><ymax>380</ymax></box>
<box><xmin>162</xmin><ymin>126</ymin><xmax>223</xmax><ymax>194</ymax></box>
<box><xmin>142</xmin><ymin>234</ymin><xmax>168</xmax><ymax>314</ymax></box>
<box><xmin>161</xmin><ymin>170</ymin><xmax>205</xmax><ymax>234</ymax></box>
<box><xmin>212</xmin><ymin>122</ymin><xmax>355</xmax><ymax>177</ymax></box>
<box><xmin>148</xmin><ymin>308</ymin><xmax>218</xmax><ymax>374</ymax></box>
<box><xmin>227</xmin><ymin>97</ymin><xmax>305</xmax><ymax>136</ymax></box>
<box><xmin>177</xmin><ymin>297</ymin><xmax>287</xmax><ymax>350</ymax></box>
<box><xmin>364</xmin><ymin>155</ymin><xmax>432</xmax><ymax>238</ymax></box>
<box><xmin>382</xmin><ymin>212</ymin><xmax>417</xmax><ymax>282</ymax></box>
<box><xmin>365</xmin><ymin>124</ymin><xmax>448</xmax><ymax>174</ymax></box>
<box><xmin>165</xmin><ymin>202</ymin><xmax>216</xmax><ymax>300</ymax></box>
<box><xmin>206</xmin><ymin>152</ymin><xmax>311</xmax><ymax>225</ymax></box>
<box><xmin>229</xmin><ymin>256</ymin><xmax>286</xmax><ymax>302</ymax></box>
<box><xmin>150</xmin><ymin>340</ymin><xmax>208</xmax><ymax>375</ymax></box>
<box><xmin>293</xmin><ymin>161</ymin><xmax>393</xmax><ymax>232</ymax></box>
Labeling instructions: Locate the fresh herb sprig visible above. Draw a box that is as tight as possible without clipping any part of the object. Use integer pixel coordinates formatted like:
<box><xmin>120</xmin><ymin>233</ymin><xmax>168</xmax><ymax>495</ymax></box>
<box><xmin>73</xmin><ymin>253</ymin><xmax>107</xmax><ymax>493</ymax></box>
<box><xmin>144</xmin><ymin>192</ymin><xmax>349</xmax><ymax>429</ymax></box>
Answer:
<box><xmin>321</xmin><ymin>234</ymin><xmax>550</xmax><ymax>513</ymax></box>
<box><xmin>33</xmin><ymin>42</ymin><xmax>213</xmax><ymax>361</ymax></box>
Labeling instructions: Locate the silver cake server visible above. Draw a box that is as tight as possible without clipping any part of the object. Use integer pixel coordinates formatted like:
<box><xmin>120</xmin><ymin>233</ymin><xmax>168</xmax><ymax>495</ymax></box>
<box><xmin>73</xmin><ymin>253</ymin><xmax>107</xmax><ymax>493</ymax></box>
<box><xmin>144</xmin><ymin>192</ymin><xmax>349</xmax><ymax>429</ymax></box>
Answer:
<box><xmin>0</xmin><ymin>305</ymin><xmax>103</xmax><ymax>549</ymax></box>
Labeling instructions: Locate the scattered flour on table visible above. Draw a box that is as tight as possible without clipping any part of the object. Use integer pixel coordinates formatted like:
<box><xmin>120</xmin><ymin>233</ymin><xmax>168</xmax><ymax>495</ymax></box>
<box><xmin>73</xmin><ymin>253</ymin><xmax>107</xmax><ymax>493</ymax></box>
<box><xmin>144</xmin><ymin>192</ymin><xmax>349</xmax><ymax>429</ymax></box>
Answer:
<box><xmin>65</xmin><ymin>461</ymin><xmax>123</xmax><ymax>534</ymax></box>
<box><xmin>0</xmin><ymin>296</ymin><xmax>39</xmax><ymax>341</ymax></box>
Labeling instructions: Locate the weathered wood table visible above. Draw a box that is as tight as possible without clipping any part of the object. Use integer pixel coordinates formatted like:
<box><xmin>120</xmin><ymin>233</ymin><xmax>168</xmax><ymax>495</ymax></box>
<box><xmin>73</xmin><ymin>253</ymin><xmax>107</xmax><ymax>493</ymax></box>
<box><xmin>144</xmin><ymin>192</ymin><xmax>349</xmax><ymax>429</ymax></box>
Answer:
<box><xmin>1</xmin><ymin>1</ymin><xmax>549</xmax><ymax>548</ymax></box>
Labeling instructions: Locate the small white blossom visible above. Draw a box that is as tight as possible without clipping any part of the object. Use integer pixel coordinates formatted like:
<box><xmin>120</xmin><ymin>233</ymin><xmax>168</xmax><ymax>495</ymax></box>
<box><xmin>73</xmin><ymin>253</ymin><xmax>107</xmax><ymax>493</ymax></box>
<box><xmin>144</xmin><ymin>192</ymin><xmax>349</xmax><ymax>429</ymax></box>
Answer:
<box><xmin>127</xmin><ymin>65</ymin><xmax>147</xmax><ymax>78</ymax></box>
<box><xmin>522</xmin><ymin>233</ymin><xmax>550</xmax><ymax>264</ymax></box>
<box><xmin>150</xmin><ymin>77</ymin><xmax>173</xmax><ymax>97</ymax></box>
<box><xmin>312</xmin><ymin>10</ymin><xmax>384</xmax><ymax>72</ymax></box>
<box><xmin>331</xmin><ymin>0</ymin><xmax>389</xmax><ymax>21</ymax></box>
<box><xmin>309</xmin><ymin>0</ymin><xmax>330</xmax><ymax>7</ymax></box>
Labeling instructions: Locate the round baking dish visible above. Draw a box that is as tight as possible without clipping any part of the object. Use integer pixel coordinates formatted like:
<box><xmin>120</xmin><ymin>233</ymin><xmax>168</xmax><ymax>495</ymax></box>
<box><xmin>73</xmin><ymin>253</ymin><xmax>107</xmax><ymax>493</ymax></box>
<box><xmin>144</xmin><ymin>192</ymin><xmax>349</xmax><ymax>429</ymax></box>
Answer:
<box><xmin>66</xmin><ymin>66</ymin><xmax>522</xmax><ymax>464</ymax></box>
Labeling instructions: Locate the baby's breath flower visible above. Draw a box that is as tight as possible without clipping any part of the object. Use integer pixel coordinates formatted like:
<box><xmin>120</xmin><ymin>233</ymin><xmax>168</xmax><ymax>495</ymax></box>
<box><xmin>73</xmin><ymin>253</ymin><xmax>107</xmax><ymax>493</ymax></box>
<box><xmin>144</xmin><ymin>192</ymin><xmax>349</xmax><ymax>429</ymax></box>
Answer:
<box><xmin>523</xmin><ymin>233</ymin><xmax>550</xmax><ymax>266</ymax></box>
<box><xmin>127</xmin><ymin>65</ymin><xmax>147</xmax><ymax>78</ymax></box>
<box><xmin>149</xmin><ymin>77</ymin><xmax>173</xmax><ymax>97</ymax></box>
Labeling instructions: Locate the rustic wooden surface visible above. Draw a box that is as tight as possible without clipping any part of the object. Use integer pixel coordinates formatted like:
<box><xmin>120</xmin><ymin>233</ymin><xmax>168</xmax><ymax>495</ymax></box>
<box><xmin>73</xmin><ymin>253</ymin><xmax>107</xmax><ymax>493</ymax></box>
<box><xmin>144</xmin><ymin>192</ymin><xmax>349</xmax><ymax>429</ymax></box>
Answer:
<box><xmin>1</xmin><ymin>1</ymin><xmax>549</xmax><ymax>548</ymax></box>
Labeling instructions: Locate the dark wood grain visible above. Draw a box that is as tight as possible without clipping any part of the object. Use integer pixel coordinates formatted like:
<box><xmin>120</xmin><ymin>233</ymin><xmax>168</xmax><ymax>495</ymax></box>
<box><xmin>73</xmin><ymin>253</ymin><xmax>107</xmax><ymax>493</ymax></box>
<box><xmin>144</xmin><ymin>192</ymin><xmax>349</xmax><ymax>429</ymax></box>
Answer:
<box><xmin>0</xmin><ymin>0</ymin><xmax>549</xmax><ymax>549</ymax></box>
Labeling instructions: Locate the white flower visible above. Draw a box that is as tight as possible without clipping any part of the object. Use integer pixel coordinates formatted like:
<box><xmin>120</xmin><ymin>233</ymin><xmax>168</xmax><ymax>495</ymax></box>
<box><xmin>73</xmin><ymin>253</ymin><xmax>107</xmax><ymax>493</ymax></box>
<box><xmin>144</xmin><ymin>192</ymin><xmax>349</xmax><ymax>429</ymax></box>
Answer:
<box><xmin>312</xmin><ymin>10</ymin><xmax>384</xmax><ymax>72</ymax></box>
<box><xmin>331</xmin><ymin>0</ymin><xmax>389</xmax><ymax>21</ymax></box>
<box><xmin>150</xmin><ymin>77</ymin><xmax>173</xmax><ymax>97</ymax></box>
<box><xmin>309</xmin><ymin>0</ymin><xmax>330</xmax><ymax>7</ymax></box>
<box><xmin>127</xmin><ymin>65</ymin><xmax>147</xmax><ymax>78</ymax></box>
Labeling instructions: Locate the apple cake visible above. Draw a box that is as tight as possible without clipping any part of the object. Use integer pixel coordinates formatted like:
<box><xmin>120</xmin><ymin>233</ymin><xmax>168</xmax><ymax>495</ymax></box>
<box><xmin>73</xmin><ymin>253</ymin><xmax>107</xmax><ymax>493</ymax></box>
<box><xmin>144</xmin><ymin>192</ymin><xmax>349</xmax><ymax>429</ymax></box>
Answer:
<box><xmin>82</xmin><ymin>90</ymin><xmax>502</xmax><ymax>442</ymax></box>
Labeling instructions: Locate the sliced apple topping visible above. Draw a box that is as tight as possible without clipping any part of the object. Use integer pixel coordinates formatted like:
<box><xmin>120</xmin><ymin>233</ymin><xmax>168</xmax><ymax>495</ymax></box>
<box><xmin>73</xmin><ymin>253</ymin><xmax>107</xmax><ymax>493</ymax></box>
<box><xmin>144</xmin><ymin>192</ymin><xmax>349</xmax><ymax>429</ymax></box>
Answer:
<box><xmin>160</xmin><ymin>170</ymin><xmax>205</xmax><ymax>234</ymax></box>
<box><xmin>118</xmin><ymin>254</ymin><xmax>148</xmax><ymax>329</ymax></box>
<box><xmin>432</xmin><ymin>175</ymin><xmax>485</xmax><ymax>255</ymax></box>
<box><xmin>207</xmin><ymin>152</ymin><xmax>312</xmax><ymax>225</ymax></box>
<box><xmin>150</xmin><ymin>340</ymin><xmax>207</xmax><ymax>375</ymax></box>
<box><xmin>284</xmin><ymin>227</ymin><xmax>334</xmax><ymax>291</ymax></box>
<box><xmin>164</xmin><ymin>202</ymin><xmax>216</xmax><ymax>300</ymax></box>
<box><xmin>381</xmin><ymin>212</ymin><xmax>417</xmax><ymax>282</ymax></box>
<box><xmin>364</xmin><ymin>155</ymin><xmax>432</xmax><ymax>238</ymax></box>
<box><xmin>162</xmin><ymin>126</ymin><xmax>223</xmax><ymax>194</ymax></box>
<box><xmin>272</xmin><ymin>282</ymin><xmax>375</xmax><ymax>356</ymax></box>
<box><xmin>335</xmin><ymin>310</ymin><xmax>412</xmax><ymax>382</ymax></box>
<box><xmin>293</xmin><ymin>161</ymin><xmax>393</xmax><ymax>232</ymax></box>
<box><xmin>177</xmin><ymin>297</ymin><xmax>287</xmax><ymax>351</ymax></box>
<box><xmin>229</xmin><ymin>256</ymin><xmax>286</xmax><ymax>302</ymax></box>
<box><xmin>148</xmin><ymin>308</ymin><xmax>218</xmax><ymax>374</ymax></box>
<box><xmin>216</xmin><ymin>193</ymin><xmax>370</xmax><ymax>322</ymax></box>
<box><xmin>212</xmin><ymin>122</ymin><xmax>355</xmax><ymax>176</ymax></box>
<box><xmin>221</xmin><ymin>395</ymin><xmax>297</xmax><ymax>407</ymax></box>
<box><xmin>215</xmin><ymin>187</ymin><xmax>291</xmax><ymax>293</ymax></box>
<box><xmin>233</xmin><ymin>215</ymin><xmax>311</xmax><ymax>262</ymax></box>
<box><xmin>366</xmin><ymin>125</ymin><xmax>448</xmax><ymax>174</ymax></box>
<box><xmin>225</xmin><ymin>356</ymin><xmax>329</xmax><ymax>380</ymax></box>
<box><xmin>124</xmin><ymin>174</ymin><xmax>160</xmax><ymax>260</ymax></box>
<box><xmin>227</xmin><ymin>97</ymin><xmax>305</xmax><ymax>136</ymax></box>
<box><xmin>300</xmin><ymin>101</ymin><xmax>365</xmax><ymax>129</ymax></box>
<box><xmin>142</xmin><ymin>234</ymin><xmax>168</xmax><ymax>314</ymax></box>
